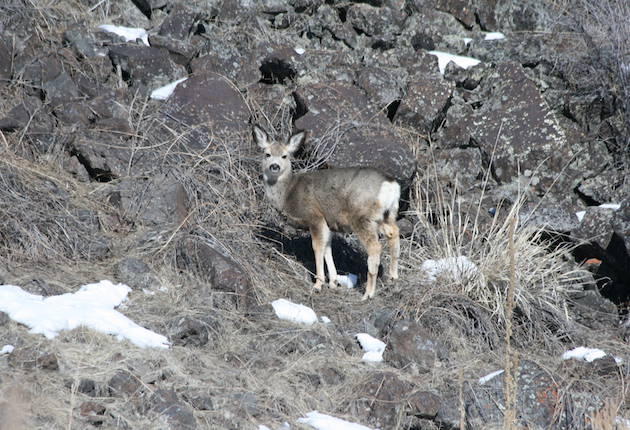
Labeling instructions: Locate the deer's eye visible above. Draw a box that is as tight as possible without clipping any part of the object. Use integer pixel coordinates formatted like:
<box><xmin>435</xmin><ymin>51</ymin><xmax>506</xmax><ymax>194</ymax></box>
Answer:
<box><xmin>281</xmin><ymin>155</ymin><xmax>287</xmax><ymax>159</ymax></box>
<box><xmin>265</xmin><ymin>153</ymin><xmax>271</xmax><ymax>158</ymax></box>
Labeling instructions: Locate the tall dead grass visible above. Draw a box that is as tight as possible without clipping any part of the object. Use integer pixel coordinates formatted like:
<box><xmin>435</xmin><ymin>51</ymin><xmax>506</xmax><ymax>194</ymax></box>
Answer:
<box><xmin>403</xmin><ymin>147</ymin><xmax>587</xmax><ymax>349</ymax></box>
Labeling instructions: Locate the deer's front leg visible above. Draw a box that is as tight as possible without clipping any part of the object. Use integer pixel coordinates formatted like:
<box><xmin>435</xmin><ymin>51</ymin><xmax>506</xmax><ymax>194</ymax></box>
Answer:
<box><xmin>310</xmin><ymin>222</ymin><xmax>329</xmax><ymax>291</ymax></box>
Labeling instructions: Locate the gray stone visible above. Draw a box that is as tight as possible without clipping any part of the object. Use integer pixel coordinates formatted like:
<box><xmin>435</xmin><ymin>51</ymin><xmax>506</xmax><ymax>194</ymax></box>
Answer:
<box><xmin>294</xmin><ymin>81</ymin><xmax>416</xmax><ymax>187</ymax></box>
<box><xmin>385</xmin><ymin>319</ymin><xmax>444</xmax><ymax>373</ymax></box>
<box><xmin>115</xmin><ymin>257</ymin><xmax>158</xmax><ymax>290</ymax></box>
<box><xmin>350</xmin><ymin>372</ymin><xmax>415</xmax><ymax>429</ymax></box>
<box><xmin>395</xmin><ymin>76</ymin><xmax>454</xmax><ymax>133</ymax></box>
<box><xmin>63</xmin><ymin>26</ymin><xmax>102</xmax><ymax>58</ymax></box>
<box><xmin>439</xmin><ymin>62</ymin><xmax>578</xmax><ymax>194</ymax></box>
<box><xmin>0</xmin><ymin>97</ymin><xmax>54</xmax><ymax>135</ymax></box>
<box><xmin>356</xmin><ymin>66</ymin><xmax>407</xmax><ymax>108</ymax></box>
<box><xmin>42</xmin><ymin>72</ymin><xmax>80</xmax><ymax>106</ymax></box>
<box><xmin>163</xmin><ymin>72</ymin><xmax>250</xmax><ymax>149</ymax></box>
<box><xmin>108</xmin><ymin>45</ymin><xmax>186</xmax><ymax>90</ymax></box>
<box><xmin>436</xmin><ymin>360</ymin><xmax>560</xmax><ymax>429</ymax></box>
<box><xmin>108</xmin><ymin>369</ymin><xmax>142</xmax><ymax>397</ymax></box>
<box><xmin>570</xmin><ymin>289</ymin><xmax>618</xmax><ymax>331</ymax></box>
<box><xmin>346</xmin><ymin>4</ymin><xmax>404</xmax><ymax>41</ymax></box>
<box><xmin>572</xmin><ymin>206</ymin><xmax>615</xmax><ymax>249</ymax></box>
<box><xmin>149</xmin><ymin>389</ymin><xmax>197</xmax><ymax>429</ymax></box>
<box><xmin>177</xmin><ymin>238</ymin><xmax>252</xmax><ymax>310</ymax></box>
<box><xmin>8</xmin><ymin>347</ymin><xmax>59</xmax><ymax>371</ymax></box>
<box><xmin>168</xmin><ymin>316</ymin><xmax>215</xmax><ymax>347</ymax></box>
<box><xmin>107</xmin><ymin>174</ymin><xmax>188</xmax><ymax>227</ymax></box>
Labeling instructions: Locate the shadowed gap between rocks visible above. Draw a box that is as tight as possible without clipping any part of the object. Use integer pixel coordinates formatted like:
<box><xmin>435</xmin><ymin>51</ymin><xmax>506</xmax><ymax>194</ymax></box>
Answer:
<box><xmin>257</xmin><ymin>224</ymin><xmax>376</xmax><ymax>288</ymax></box>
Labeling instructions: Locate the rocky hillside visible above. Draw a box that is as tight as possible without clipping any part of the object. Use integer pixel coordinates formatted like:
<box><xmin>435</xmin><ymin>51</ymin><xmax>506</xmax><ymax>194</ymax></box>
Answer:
<box><xmin>1</xmin><ymin>0</ymin><xmax>629</xmax><ymax>429</ymax></box>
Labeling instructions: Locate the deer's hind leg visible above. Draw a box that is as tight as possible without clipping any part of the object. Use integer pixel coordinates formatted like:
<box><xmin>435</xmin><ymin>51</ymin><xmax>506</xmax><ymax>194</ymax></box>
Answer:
<box><xmin>357</xmin><ymin>222</ymin><xmax>382</xmax><ymax>300</ymax></box>
<box><xmin>323</xmin><ymin>232</ymin><xmax>338</xmax><ymax>288</ymax></box>
<box><xmin>379</xmin><ymin>215</ymin><xmax>400</xmax><ymax>281</ymax></box>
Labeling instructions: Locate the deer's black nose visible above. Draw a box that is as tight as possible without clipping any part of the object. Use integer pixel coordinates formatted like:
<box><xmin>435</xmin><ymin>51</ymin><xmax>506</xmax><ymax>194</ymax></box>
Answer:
<box><xmin>269</xmin><ymin>163</ymin><xmax>280</xmax><ymax>172</ymax></box>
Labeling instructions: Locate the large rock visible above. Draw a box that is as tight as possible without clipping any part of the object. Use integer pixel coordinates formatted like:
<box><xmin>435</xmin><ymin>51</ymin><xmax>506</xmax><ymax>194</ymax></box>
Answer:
<box><xmin>294</xmin><ymin>81</ymin><xmax>416</xmax><ymax>187</ymax></box>
<box><xmin>163</xmin><ymin>72</ymin><xmax>250</xmax><ymax>149</ymax></box>
<box><xmin>176</xmin><ymin>237</ymin><xmax>252</xmax><ymax>310</ymax></box>
<box><xmin>105</xmin><ymin>174</ymin><xmax>189</xmax><ymax>227</ymax></box>
<box><xmin>108</xmin><ymin>45</ymin><xmax>186</xmax><ymax>90</ymax></box>
<box><xmin>346</xmin><ymin>3</ymin><xmax>404</xmax><ymax>42</ymax></box>
<box><xmin>438</xmin><ymin>62</ymin><xmax>578</xmax><ymax>194</ymax></box>
<box><xmin>394</xmin><ymin>75</ymin><xmax>454</xmax><ymax>133</ymax></box>
<box><xmin>385</xmin><ymin>319</ymin><xmax>445</xmax><ymax>373</ymax></box>
<box><xmin>436</xmin><ymin>360</ymin><xmax>560</xmax><ymax>429</ymax></box>
<box><xmin>147</xmin><ymin>389</ymin><xmax>197</xmax><ymax>429</ymax></box>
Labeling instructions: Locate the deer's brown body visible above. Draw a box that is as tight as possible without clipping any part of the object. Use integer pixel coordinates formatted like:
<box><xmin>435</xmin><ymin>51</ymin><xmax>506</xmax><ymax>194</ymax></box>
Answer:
<box><xmin>254</xmin><ymin>125</ymin><xmax>400</xmax><ymax>300</ymax></box>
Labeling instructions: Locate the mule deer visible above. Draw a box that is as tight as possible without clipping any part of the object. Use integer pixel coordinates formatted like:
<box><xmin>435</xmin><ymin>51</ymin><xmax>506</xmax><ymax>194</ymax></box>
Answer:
<box><xmin>254</xmin><ymin>125</ymin><xmax>400</xmax><ymax>300</ymax></box>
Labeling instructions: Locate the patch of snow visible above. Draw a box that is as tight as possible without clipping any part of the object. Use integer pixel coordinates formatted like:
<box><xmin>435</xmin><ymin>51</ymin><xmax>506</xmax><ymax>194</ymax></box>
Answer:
<box><xmin>562</xmin><ymin>346</ymin><xmax>607</xmax><ymax>362</ymax></box>
<box><xmin>150</xmin><ymin>77</ymin><xmax>188</xmax><ymax>100</ymax></box>
<box><xmin>427</xmin><ymin>51</ymin><xmax>481</xmax><ymax>74</ymax></box>
<box><xmin>422</xmin><ymin>256</ymin><xmax>479</xmax><ymax>283</ymax></box>
<box><xmin>1</xmin><ymin>345</ymin><xmax>15</xmax><ymax>354</ymax></box>
<box><xmin>337</xmin><ymin>273</ymin><xmax>358</xmax><ymax>289</ymax></box>
<box><xmin>271</xmin><ymin>299</ymin><xmax>318</xmax><ymax>325</ymax></box>
<box><xmin>600</xmin><ymin>203</ymin><xmax>621</xmax><ymax>210</ymax></box>
<box><xmin>320</xmin><ymin>316</ymin><xmax>331</xmax><ymax>324</ymax></box>
<box><xmin>484</xmin><ymin>32</ymin><xmax>506</xmax><ymax>40</ymax></box>
<box><xmin>575</xmin><ymin>211</ymin><xmax>586</xmax><ymax>222</ymax></box>
<box><xmin>259</xmin><ymin>426</ymin><xmax>271</xmax><ymax>430</ymax></box>
<box><xmin>463</xmin><ymin>37</ymin><xmax>473</xmax><ymax>45</ymax></box>
<box><xmin>479</xmin><ymin>369</ymin><xmax>504</xmax><ymax>384</ymax></box>
<box><xmin>142</xmin><ymin>288</ymin><xmax>155</xmax><ymax>295</ymax></box>
<box><xmin>356</xmin><ymin>333</ymin><xmax>386</xmax><ymax>363</ymax></box>
<box><xmin>297</xmin><ymin>411</ymin><xmax>374</xmax><ymax>430</ymax></box>
<box><xmin>0</xmin><ymin>280</ymin><xmax>170</xmax><ymax>349</ymax></box>
<box><xmin>98</xmin><ymin>24</ymin><xmax>149</xmax><ymax>46</ymax></box>
<box><xmin>294</xmin><ymin>47</ymin><xmax>305</xmax><ymax>55</ymax></box>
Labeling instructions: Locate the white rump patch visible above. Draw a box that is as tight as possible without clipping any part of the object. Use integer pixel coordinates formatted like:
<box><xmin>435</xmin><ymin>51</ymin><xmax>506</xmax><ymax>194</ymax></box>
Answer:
<box><xmin>378</xmin><ymin>181</ymin><xmax>400</xmax><ymax>212</ymax></box>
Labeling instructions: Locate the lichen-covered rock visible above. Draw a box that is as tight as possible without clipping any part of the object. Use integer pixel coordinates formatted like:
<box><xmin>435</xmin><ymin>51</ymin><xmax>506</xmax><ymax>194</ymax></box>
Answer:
<box><xmin>294</xmin><ymin>81</ymin><xmax>416</xmax><ymax>187</ymax></box>
<box><xmin>108</xmin><ymin>45</ymin><xmax>186</xmax><ymax>90</ymax></box>
<box><xmin>395</xmin><ymin>75</ymin><xmax>454</xmax><ymax>133</ymax></box>
<box><xmin>436</xmin><ymin>360</ymin><xmax>560</xmax><ymax>429</ymax></box>
<box><xmin>385</xmin><ymin>319</ymin><xmax>445</xmax><ymax>373</ymax></box>
<box><xmin>163</xmin><ymin>72</ymin><xmax>250</xmax><ymax>148</ymax></box>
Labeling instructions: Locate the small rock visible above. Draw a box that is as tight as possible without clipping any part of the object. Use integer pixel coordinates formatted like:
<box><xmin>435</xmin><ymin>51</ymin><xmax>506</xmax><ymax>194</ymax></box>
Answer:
<box><xmin>385</xmin><ymin>319</ymin><xmax>444</xmax><ymax>373</ymax></box>
<box><xmin>115</xmin><ymin>257</ymin><xmax>157</xmax><ymax>290</ymax></box>
<box><xmin>7</xmin><ymin>347</ymin><xmax>59</xmax><ymax>371</ymax></box>
<box><xmin>107</xmin><ymin>370</ymin><xmax>142</xmax><ymax>397</ymax></box>
<box><xmin>149</xmin><ymin>389</ymin><xmax>197</xmax><ymax>429</ymax></box>
<box><xmin>79</xmin><ymin>401</ymin><xmax>106</xmax><ymax>425</ymax></box>
<box><xmin>168</xmin><ymin>316</ymin><xmax>214</xmax><ymax>347</ymax></box>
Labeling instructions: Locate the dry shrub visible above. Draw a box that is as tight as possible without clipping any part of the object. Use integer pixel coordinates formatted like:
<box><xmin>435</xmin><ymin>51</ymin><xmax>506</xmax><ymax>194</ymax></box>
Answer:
<box><xmin>403</xmin><ymin>157</ymin><xmax>586</xmax><ymax>349</ymax></box>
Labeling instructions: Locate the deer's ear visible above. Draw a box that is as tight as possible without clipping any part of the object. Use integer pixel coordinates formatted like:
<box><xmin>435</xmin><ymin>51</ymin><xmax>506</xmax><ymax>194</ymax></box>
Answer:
<box><xmin>253</xmin><ymin>125</ymin><xmax>270</xmax><ymax>149</ymax></box>
<box><xmin>287</xmin><ymin>130</ymin><xmax>306</xmax><ymax>154</ymax></box>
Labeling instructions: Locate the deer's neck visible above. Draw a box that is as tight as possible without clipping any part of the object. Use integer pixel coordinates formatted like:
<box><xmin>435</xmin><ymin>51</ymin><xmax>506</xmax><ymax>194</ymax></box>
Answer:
<box><xmin>264</xmin><ymin>172</ymin><xmax>293</xmax><ymax>212</ymax></box>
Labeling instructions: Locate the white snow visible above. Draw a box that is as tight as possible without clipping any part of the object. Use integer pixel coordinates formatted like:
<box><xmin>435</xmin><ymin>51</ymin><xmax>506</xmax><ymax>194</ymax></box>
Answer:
<box><xmin>320</xmin><ymin>316</ymin><xmax>331</xmax><ymax>324</ymax></box>
<box><xmin>150</xmin><ymin>77</ymin><xmax>188</xmax><ymax>100</ymax></box>
<box><xmin>98</xmin><ymin>24</ymin><xmax>149</xmax><ymax>46</ymax></box>
<box><xmin>600</xmin><ymin>203</ymin><xmax>621</xmax><ymax>210</ymax></box>
<box><xmin>0</xmin><ymin>280</ymin><xmax>170</xmax><ymax>349</ymax></box>
<box><xmin>422</xmin><ymin>256</ymin><xmax>479</xmax><ymax>283</ymax></box>
<box><xmin>478</xmin><ymin>369</ymin><xmax>504</xmax><ymax>384</ymax></box>
<box><xmin>271</xmin><ymin>299</ymin><xmax>318</xmax><ymax>325</ymax></box>
<box><xmin>562</xmin><ymin>346</ymin><xmax>607</xmax><ymax>362</ymax></box>
<box><xmin>297</xmin><ymin>411</ymin><xmax>374</xmax><ymax>430</ymax></box>
<box><xmin>336</xmin><ymin>273</ymin><xmax>358</xmax><ymax>289</ymax></box>
<box><xmin>427</xmin><ymin>51</ymin><xmax>481</xmax><ymax>74</ymax></box>
<box><xmin>294</xmin><ymin>47</ymin><xmax>305</xmax><ymax>55</ymax></box>
<box><xmin>575</xmin><ymin>211</ymin><xmax>586</xmax><ymax>222</ymax></box>
<box><xmin>258</xmin><ymin>426</ymin><xmax>271</xmax><ymax>430</ymax></box>
<box><xmin>1</xmin><ymin>345</ymin><xmax>15</xmax><ymax>354</ymax></box>
<box><xmin>356</xmin><ymin>333</ymin><xmax>386</xmax><ymax>363</ymax></box>
<box><xmin>484</xmin><ymin>32</ymin><xmax>506</xmax><ymax>40</ymax></box>
<box><xmin>463</xmin><ymin>37</ymin><xmax>473</xmax><ymax>45</ymax></box>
